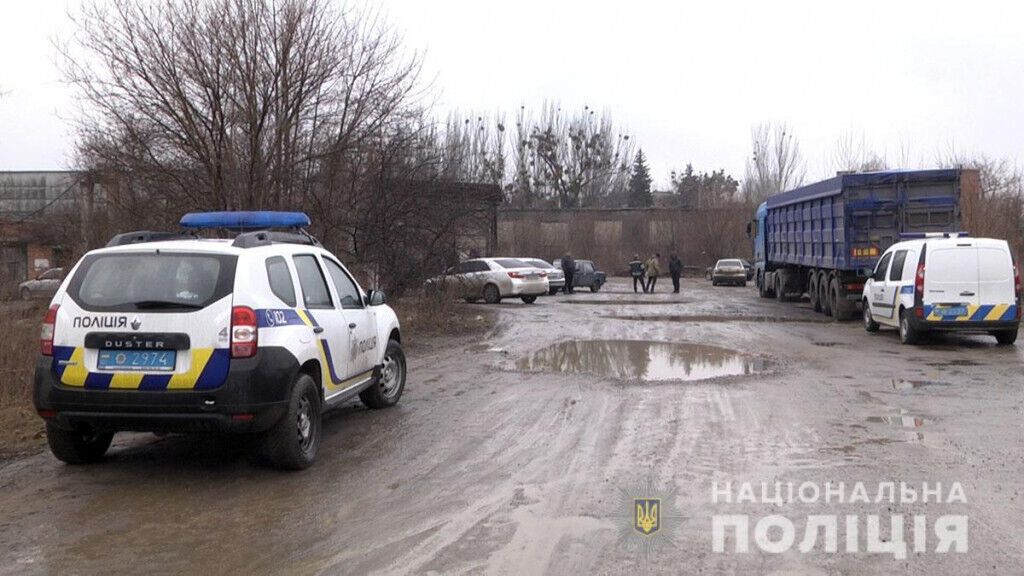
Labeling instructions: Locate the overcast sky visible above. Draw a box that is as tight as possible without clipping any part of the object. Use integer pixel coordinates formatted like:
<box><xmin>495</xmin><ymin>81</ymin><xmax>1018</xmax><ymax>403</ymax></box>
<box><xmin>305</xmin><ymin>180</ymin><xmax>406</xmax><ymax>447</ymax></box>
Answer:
<box><xmin>2</xmin><ymin>0</ymin><xmax>1022</xmax><ymax>187</ymax></box>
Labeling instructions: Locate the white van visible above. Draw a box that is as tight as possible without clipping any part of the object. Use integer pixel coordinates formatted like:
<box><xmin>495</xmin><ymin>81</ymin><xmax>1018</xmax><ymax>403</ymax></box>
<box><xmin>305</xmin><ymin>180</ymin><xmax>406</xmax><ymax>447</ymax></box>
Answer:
<box><xmin>862</xmin><ymin>234</ymin><xmax>1020</xmax><ymax>345</ymax></box>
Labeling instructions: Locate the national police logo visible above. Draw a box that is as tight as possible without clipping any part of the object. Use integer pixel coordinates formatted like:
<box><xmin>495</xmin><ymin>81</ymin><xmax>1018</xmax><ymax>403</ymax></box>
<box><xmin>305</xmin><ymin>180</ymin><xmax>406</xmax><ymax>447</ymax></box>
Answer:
<box><xmin>634</xmin><ymin>498</ymin><xmax>660</xmax><ymax>535</ymax></box>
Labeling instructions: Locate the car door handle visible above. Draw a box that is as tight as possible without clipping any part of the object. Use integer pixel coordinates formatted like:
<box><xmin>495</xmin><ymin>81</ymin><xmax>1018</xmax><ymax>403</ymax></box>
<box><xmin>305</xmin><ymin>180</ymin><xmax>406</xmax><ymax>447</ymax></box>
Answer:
<box><xmin>349</xmin><ymin>323</ymin><xmax>357</xmax><ymax>329</ymax></box>
<box><xmin>313</xmin><ymin>327</ymin><xmax>324</xmax><ymax>334</ymax></box>
<box><xmin>959</xmin><ymin>291</ymin><xmax>975</xmax><ymax>297</ymax></box>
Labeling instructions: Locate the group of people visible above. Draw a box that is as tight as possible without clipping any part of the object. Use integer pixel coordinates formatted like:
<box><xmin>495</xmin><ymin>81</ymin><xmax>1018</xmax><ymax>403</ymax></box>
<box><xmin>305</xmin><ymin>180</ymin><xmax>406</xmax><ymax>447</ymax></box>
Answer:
<box><xmin>629</xmin><ymin>253</ymin><xmax>683</xmax><ymax>294</ymax></box>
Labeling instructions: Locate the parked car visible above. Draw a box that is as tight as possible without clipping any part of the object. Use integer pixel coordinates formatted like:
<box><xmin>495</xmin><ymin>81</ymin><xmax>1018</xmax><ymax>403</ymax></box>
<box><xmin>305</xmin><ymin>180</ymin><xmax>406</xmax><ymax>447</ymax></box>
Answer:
<box><xmin>862</xmin><ymin>234</ymin><xmax>1020</xmax><ymax>345</ymax></box>
<box><xmin>33</xmin><ymin>211</ymin><xmax>404</xmax><ymax>470</ymax></box>
<box><xmin>19</xmin><ymin>268</ymin><xmax>64</xmax><ymax>300</ymax></box>
<box><xmin>552</xmin><ymin>258</ymin><xmax>606</xmax><ymax>292</ymax></box>
<box><xmin>519</xmin><ymin>258</ymin><xmax>564</xmax><ymax>295</ymax></box>
<box><xmin>712</xmin><ymin>259</ymin><xmax>747</xmax><ymax>286</ymax></box>
<box><xmin>427</xmin><ymin>257</ymin><xmax>549</xmax><ymax>304</ymax></box>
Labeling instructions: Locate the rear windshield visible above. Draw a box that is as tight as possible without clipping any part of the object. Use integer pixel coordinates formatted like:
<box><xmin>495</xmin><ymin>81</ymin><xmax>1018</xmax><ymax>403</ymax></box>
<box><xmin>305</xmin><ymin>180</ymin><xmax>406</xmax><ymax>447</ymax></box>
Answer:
<box><xmin>68</xmin><ymin>252</ymin><xmax>237</xmax><ymax>312</ymax></box>
<box><xmin>522</xmin><ymin>259</ymin><xmax>553</xmax><ymax>269</ymax></box>
<box><xmin>493</xmin><ymin>258</ymin><xmax>527</xmax><ymax>269</ymax></box>
<box><xmin>718</xmin><ymin>259</ymin><xmax>743</xmax><ymax>267</ymax></box>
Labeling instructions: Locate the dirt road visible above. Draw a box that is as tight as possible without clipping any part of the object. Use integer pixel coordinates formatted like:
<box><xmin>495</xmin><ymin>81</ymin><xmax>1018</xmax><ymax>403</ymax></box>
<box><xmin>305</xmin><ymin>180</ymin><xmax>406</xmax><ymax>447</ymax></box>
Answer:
<box><xmin>1</xmin><ymin>278</ymin><xmax>1021</xmax><ymax>574</ymax></box>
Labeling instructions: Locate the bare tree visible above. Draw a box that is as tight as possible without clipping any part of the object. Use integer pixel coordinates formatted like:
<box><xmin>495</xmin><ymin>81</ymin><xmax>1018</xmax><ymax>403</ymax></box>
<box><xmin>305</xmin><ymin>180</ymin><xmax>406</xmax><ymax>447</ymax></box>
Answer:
<box><xmin>831</xmin><ymin>132</ymin><xmax>889</xmax><ymax>174</ymax></box>
<box><xmin>741</xmin><ymin>122</ymin><xmax>805</xmax><ymax>203</ymax></box>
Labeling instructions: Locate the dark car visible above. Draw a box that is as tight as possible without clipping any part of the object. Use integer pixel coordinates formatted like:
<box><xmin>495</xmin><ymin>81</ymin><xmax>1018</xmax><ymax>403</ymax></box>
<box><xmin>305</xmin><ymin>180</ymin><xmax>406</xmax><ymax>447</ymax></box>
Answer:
<box><xmin>740</xmin><ymin>259</ymin><xmax>754</xmax><ymax>281</ymax></box>
<box><xmin>18</xmin><ymin>268</ymin><xmax>63</xmax><ymax>300</ymax></box>
<box><xmin>553</xmin><ymin>258</ymin><xmax>607</xmax><ymax>292</ymax></box>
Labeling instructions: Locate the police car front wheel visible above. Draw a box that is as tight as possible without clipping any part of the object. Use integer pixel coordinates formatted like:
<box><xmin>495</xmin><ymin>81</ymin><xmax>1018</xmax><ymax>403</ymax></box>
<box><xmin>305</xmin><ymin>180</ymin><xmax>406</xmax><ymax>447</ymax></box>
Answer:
<box><xmin>360</xmin><ymin>339</ymin><xmax>406</xmax><ymax>409</ymax></box>
<box><xmin>45</xmin><ymin>423</ymin><xmax>114</xmax><ymax>464</ymax></box>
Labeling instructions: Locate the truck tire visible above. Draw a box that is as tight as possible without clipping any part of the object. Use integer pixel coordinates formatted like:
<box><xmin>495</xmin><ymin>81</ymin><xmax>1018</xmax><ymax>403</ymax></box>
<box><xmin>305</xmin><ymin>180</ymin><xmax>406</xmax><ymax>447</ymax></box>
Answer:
<box><xmin>863</xmin><ymin>299</ymin><xmax>879</xmax><ymax>332</ymax></box>
<box><xmin>809</xmin><ymin>272</ymin><xmax>821</xmax><ymax>312</ymax></box>
<box><xmin>360</xmin><ymin>339</ymin><xmax>406</xmax><ymax>409</ymax></box>
<box><xmin>898</xmin><ymin>308</ymin><xmax>921</xmax><ymax>345</ymax></box>
<box><xmin>757</xmin><ymin>273</ymin><xmax>771</xmax><ymax>298</ymax></box>
<box><xmin>819</xmin><ymin>277</ymin><xmax>832</xmax><ymax>317</ymax></box>
<box><xmin>993</xmin><ymin>329</ymin><xmax>1018</xmax><ymax>345</ymax></box>
<box><xmin>258</xmin><ymin>373</ymin><xmax>321</xmax><ymax>470</ymax></box>
<box><xmin>831</xmin><ymin>279</ymin><xmax>855</xmax><ymax>321</ymax></box>
<box><xmin>775</xmin><ymin>275</ymin><xmax>786</xmax><ymax>302</ymax></box>
<box><xmin>45</xmin><ymin>423</ymin><xmax>113</xmax><ymax>464</ymax></box>
<box><xmin>483</xmin><ymin>284</ymin><xmax>501</xmax><ymax>304</ymax></box>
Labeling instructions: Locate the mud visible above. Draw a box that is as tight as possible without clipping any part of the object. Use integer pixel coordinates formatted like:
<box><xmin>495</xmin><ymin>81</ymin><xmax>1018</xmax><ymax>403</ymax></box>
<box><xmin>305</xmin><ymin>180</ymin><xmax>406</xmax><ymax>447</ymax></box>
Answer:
<box><xmin>0</xmin><ymin>277</ymin><xmax>1021</xmax><ymax>575</ymax></box>
<box><xmin>608</xmin><ymin>313</ymin><xmax>831</xmax><ymax>324</ymax></box>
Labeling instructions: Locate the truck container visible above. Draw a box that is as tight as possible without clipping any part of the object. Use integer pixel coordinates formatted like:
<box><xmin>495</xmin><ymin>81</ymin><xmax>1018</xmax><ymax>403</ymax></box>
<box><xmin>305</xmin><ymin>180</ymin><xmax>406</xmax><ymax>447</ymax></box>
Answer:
<box><xmin>748</xmin><ymin>169</ymin><xmax>974</xmax><ymax>319</ymax></box>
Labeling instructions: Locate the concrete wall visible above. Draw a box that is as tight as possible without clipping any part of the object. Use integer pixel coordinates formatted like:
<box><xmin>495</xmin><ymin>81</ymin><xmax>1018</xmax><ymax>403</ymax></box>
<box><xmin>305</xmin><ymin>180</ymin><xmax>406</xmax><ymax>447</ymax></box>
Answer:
<box><xmin>497</xmin><ymin>207</ymin><xmax>752</xmax><ymax>275</ymax></box>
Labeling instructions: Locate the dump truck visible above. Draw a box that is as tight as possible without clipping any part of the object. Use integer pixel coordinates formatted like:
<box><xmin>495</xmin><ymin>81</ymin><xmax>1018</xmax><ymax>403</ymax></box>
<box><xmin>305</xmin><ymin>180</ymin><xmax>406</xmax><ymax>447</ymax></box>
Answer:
<box><xmin>748</xmin><ymin>169</ymin><xmax>974</xmax><ymax>319</ymax></box>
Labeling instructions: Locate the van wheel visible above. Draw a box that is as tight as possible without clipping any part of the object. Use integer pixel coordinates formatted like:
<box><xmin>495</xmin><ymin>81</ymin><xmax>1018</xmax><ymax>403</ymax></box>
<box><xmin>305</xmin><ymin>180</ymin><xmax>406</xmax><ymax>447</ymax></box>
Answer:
<box><xmin>899</xmin><ymin>308</ymin><xmax>921</xmax><ymax>345</ymax></box>
<box><xmin>993</xmin><ymin>329</ymin><xmax>1018</xmax><ymax>345</ymax></box>
<box><xmin>259</xmin><ymin>373</ymin><xmax>321</xmax><ymax>470</ymax></box>
<box><xmin>360</xmin><ymin>340</ymin><xmax>406</xmax><ymax>409</ymax></box>
<box><xmin>863</xmin><ymin>300</ymin><xmax>879</xmax><ymax>332</ymax></box>
<box><xmin>483</xmin><ymin>284</ymin><xmax>501</xmax><ymax>304</ymax></box>
<box><xmin>521</xmin><ymin>295</ymin><xmax>537</xmax><ymax>304</ymax></box>
<box><xmin>46</xmin><ymin>423</ymin><xmax>113</xmax><ymax>464</ymax></box>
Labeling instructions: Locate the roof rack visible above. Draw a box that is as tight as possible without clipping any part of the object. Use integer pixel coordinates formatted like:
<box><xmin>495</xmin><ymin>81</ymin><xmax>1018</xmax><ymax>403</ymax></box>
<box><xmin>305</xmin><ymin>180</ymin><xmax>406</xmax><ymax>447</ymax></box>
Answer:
<box><xmin>232</xmin><ymin>230</ymin><xmax>322</xmax><ymax>248</ymax></box>
<box><xmin>106</xmin><ymin>231</ymin><xmax>195</xmax><ymax>247</ymax></box>
<box><xmin>898</xmin><ymin>231</ymin><xmax>970</xmax><ymax>240</ymax></box>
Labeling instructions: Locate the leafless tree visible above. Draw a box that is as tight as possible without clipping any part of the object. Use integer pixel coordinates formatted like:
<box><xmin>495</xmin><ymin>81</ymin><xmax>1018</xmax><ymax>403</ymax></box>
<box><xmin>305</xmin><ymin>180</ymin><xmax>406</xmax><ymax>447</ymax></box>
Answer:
<box><xmin>831</xmin><ymin>132</ymin><xmax>889</xmax><ymax>174</ymax></box>
<box><xmin>937</xmin><ymin>150</ymin><xmax>1024</xmax><ymax>258</ymax></box>
<box><xmin>741</xmin><ymin>122</ymin><xmax>805</xmax><ymax>204</ymax></box>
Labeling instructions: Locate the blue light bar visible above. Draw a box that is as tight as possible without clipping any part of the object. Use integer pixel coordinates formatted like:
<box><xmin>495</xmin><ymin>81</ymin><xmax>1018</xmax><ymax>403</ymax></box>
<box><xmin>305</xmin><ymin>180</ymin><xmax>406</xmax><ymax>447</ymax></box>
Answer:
<box><xmin>179</xmin><ymin>211</ymin><xmax>311</xmax><ymax>230</ymax></box>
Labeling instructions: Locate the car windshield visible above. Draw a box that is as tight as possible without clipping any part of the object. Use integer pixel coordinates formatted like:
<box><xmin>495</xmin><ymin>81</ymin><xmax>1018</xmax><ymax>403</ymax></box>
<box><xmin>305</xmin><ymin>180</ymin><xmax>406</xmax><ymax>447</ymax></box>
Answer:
<box><xmin>69</xmin><ymin>252</ymin><xmax>237</xmax><ymax>312</ymax></box>
<box><xmin>493</xmin><ymin>258</ymin><xmax>528</xmax><ymax>269</ymax></box>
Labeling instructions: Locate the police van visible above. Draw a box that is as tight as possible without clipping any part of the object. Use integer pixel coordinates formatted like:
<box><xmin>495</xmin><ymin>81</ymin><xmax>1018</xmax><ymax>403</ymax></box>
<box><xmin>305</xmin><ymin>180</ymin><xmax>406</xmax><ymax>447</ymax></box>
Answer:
<box><xmin>34</xmin><ymin>212</ymin><xmax>405</xmax><ymax>470</ymax></box>
<box><xmin>862</xmin><ymin>233</ymin><xmax>1020</xmax><ymax>345</ymax></box>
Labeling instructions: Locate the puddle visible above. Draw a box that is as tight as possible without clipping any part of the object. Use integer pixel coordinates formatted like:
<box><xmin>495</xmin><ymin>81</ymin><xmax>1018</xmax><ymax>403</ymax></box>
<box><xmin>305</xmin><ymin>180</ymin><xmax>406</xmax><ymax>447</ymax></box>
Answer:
<box><xmin>566</xmin><ymin>300</ymin><xmax>692</xmax><ymax>306</ymax></box>
<box><xmin>515</xmin><ymin>340</ymin><xmax>766</xmax><ymax>382</ymax></box>
<box><xmin>867</xmin><ymin>409</ymin><xmax>927</xmax><ymax>429</ymax></box>
<box><xmin>891</xmin><ymin>378</ymin><xmax>949</xmax><ymax>391</ymax></box>
<box><xmin>607</xmin><ymin>314</ymin><xmax>829</xmax><ymax>324</ymax></box>
<box><xmin>813</xmin><ymin>342</ymin><xmax>845</xmax><ymax>347</ymax></box>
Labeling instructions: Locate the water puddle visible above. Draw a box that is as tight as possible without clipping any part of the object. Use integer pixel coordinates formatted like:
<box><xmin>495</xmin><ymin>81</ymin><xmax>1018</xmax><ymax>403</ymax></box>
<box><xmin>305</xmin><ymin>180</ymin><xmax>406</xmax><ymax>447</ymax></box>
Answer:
<box><xmin>891</xmin><ymin>378</ymin><xmax>949</xmax><ymax>391</ymax></box>
<box><xmin>867</xmin><ymin>409</ymin><xmax>927</xmax><ymax>429</ymax></box>
<box><xmin>566</xmin><ymin>300</ymin><xmax>692</xmax><ymax>306</ymax></box>
<box><xmin>515</xmin><ymin>340</ymin><xmax>766</xmax><ymax>383</ymax></box>
<box><xmin>607</xmin><ymin>314</ymin><xmax>829</xmax><ymax>324</ymax></box>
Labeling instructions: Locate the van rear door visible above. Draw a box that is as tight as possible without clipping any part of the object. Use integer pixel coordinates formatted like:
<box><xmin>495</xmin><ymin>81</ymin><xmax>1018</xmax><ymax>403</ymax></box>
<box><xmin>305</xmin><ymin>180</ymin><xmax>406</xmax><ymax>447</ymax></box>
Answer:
<box><xmin>977</xmin><ymin>243</ymin><xmax>1015</xmax><ymax>316</ymax></box>
<box><xmin>923</xmin><ymin>242</ymin><xmax>980</xmax><ymax>320</ymax></box>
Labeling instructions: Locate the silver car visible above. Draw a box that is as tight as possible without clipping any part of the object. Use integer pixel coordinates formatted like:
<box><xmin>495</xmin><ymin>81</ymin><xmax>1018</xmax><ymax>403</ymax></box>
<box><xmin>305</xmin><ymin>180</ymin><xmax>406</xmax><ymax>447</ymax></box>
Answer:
<box><xmin>518</xmin><ymin>258</ymin><xmax>565</xmax><ymax>295</ymax></box>
<box><xmin>711</xmin><ymin>259</ymin><xmax>747</xmax><ymax>286</ymax></box>
<box><xmin>429</xmin><ymin>258</ymin><xmax>549</xmax><ymax>304</ymax></box>
<box><xmin>19</xmin><ymin>267</ymin><xmax>64</xmax><ymax>300</ymax></box>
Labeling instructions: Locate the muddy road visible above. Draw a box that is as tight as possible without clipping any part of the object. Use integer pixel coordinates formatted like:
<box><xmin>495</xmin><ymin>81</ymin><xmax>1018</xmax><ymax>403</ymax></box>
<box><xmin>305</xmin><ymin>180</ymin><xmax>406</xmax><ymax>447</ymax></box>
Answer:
<box><xmin>1</xmin><ymin>278</ymin><xmax>1022</xmax><ymax>574</ymax></box>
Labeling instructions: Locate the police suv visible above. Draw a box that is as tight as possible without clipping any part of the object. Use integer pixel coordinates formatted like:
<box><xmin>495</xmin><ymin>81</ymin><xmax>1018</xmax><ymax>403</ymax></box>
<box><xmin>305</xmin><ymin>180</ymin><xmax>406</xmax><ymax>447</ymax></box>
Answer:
<box><xmin>34</xmin><ymin>212</ymin><xmax>405</xmax><ymax>470</ymax></box>
<box><xmin>862</xmin><ymin>233</ymin><xmax>1020</xmax><ymax>345</ymax></box>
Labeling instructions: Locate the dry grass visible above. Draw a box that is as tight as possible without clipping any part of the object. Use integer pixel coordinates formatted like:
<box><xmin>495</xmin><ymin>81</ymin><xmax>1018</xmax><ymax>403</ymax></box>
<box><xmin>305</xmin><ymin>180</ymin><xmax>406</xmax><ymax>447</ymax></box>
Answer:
<box><xmin>0</xmin><ymin>301</ymin><xmax>49</xmax><ymax>457</ymax></box>
<box><xmin>389</xmin><ymin>288</ymin><xmax>495</xmax><ymax>340</ymax></box>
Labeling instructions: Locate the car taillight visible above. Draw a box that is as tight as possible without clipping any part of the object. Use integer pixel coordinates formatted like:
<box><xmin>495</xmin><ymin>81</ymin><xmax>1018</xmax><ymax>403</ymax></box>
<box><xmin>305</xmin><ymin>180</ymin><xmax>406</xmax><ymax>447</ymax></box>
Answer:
<box><xmin>914</xmin><ymin>262</ymin><xmax>926</xmax><ymax>317</ymax></box>
<box><xmin>40</xmin><ymin>304</ymin><xmax>59</xmax><ymax>356</ymax></box>
<box><xmin>1015</xmin><ymin>264</ymin><xmax>1022</xmax><ymax>319</ymax></box>
<box><xmin>508</xmin><ymin>271</ymin><xmax>524</xmax><ymax>279</ymax></box>
<box><xmin>231</xmin><ymin>306</ymin><xmax>258</xmax><ymax>358</ymax></box>
<box><xmin>537</xmin><ymin>271</ymin><xmax>547</xmax><ymax>278</ymax></box>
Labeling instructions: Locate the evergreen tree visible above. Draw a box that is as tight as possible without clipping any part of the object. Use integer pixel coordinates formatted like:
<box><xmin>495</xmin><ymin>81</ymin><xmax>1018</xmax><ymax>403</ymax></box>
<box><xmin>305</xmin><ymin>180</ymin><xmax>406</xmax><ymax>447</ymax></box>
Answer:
<box><xmin>627</xmin><ymin>149</ymin><xmax>653</xmax><ymax>207</ymax></box>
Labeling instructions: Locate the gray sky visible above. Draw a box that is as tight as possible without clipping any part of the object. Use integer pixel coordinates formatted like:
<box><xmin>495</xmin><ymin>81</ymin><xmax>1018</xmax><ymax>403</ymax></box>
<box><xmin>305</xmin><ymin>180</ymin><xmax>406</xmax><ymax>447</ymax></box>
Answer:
<box><xmin>2</xmin><ymin>0</ymin><xmax>1022</xmax><ymax>187</ymax></box>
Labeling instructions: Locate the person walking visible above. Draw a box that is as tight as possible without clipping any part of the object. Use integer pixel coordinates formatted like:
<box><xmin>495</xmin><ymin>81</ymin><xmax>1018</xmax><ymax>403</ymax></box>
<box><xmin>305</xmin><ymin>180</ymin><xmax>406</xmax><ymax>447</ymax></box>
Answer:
<box><xmin>669</xmin><ymin>252</ymin><xmax>683</xmax><ymax>294</ymax></box>
<box><xmin>629</xmin><ymin>254</ymin><xmax>646</xmax><ymax>293</ymax></box>
<box><xmin>561</xmin><ymin>252</ymin><xmax>575</xmax><ymax>294</ymax></box>
<box><xmin>644</xmin><ymin>253</ymin><xmax>661</xmax><ymax>293</ymax></box>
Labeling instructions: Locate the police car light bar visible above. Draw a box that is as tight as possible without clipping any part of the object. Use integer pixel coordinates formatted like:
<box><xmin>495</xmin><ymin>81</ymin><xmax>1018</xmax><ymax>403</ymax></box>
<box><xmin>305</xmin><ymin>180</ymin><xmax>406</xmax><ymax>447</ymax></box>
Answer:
<box><xmin>179</xmin><ymin>211</ymin><xmax>311</xmax><ymax>230</ymax></box>
<box><xmin>898</xmin><ymin>231</ymin><xmax>970</xmax><ymax>240</ymax></box>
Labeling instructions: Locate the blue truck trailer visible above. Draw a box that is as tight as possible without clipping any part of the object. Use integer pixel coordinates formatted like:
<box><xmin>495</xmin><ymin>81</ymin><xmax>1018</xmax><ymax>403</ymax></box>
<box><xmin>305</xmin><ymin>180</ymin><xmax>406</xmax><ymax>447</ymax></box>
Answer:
<box><xmin>748</xmin><ymin>169</ymin><xmax>974</xmax><ymax>319</ymax></box>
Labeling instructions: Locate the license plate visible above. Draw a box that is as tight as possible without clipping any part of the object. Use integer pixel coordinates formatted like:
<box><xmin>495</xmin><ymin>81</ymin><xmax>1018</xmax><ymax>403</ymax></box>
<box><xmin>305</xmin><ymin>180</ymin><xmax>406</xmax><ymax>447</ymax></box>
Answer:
<box><xmin>935</xmin><ymin>306</ymin><xmax>968</xmax><ymax>317</ymax></box>
<box><xmin>97</xmin><ymin>350</ymin><xmax>176</xmax><ymax>371</ymax></box>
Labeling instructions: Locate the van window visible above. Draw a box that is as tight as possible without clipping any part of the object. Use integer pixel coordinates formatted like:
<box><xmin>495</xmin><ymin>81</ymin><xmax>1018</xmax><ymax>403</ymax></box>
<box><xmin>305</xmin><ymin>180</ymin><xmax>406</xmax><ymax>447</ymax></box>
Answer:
<box><xmin>69</xmin><ymin>252</ymin><xmax>236</xmax><ymax>312</ymax></box>
<box><xmin>266</xmin><ymin>256</ymin><xmax>296</xmax><ymax>307</ymax></box>
<box><xmin>873</xmin><ymin>253</ymin><xmax>892</xmax><ymax>282</ymax></box>
<box><xmin>293</xmin><ymin>255</ymin><xmax>333</xmax><ymax>309</ymax></box>
<box><xmin>889</xmin><ymin>250</ymin><xmax>908</xmax><ymax>281</ymax></box>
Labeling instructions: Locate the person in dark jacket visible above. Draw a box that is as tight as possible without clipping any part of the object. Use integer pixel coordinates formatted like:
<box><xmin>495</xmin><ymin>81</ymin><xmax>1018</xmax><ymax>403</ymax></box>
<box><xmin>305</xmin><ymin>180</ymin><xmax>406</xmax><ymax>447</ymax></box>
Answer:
<box><xmin>561</xmin><ymin>252</ymin><xmax>575</xmax><ymax>294</ymax></box>
<box><xmin>669</xmin><ymin>253</ymin><xmax>683</xmax><ymax>293</ymax></box>
<box><xmin>629</xmin><ymin>254</ymin><xmax>646</xmax><ymax>293</ymax></box>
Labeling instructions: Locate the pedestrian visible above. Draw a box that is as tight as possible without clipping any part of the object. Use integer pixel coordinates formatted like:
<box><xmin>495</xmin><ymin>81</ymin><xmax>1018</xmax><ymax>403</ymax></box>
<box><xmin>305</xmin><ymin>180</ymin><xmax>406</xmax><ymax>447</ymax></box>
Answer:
<box><xmin>644</xmin><ymin>253</ymin><xmax>661</xmax><ymax>293</ymax></box>
<box><xmin>561</xmin><ymin>252</ymin><xmax>575</xmax><ymax>294</ymax></box>
<box><xmin>629</xmin><ymin>254</ymin><xmax>646</xmax><ymax>293</ymax></box>
<box><xmin>669</xmin><ymin>252</ymin><xmax>683</xmax><ymax>293</ymax></box>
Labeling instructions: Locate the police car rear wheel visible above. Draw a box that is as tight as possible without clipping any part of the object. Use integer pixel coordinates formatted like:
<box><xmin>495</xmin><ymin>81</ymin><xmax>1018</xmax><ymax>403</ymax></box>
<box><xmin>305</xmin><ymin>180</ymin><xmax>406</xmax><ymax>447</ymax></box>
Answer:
<box><xmin>259</xmin><ymin>373</ymin><xmax>321</xmax><ymax>470</ymax></box>
<box><xmin>45</xmin><ymin>423</ymin><xmax>113</xmax><ymax>464</ymax></box>
<box><xmin>360</xmin><ymin>339</ymin><xmax>406</xmax><ymax>409</ymax></box>
<box><xmin>899</xmin><ymin>309</ymin><xmax>920</xmax><ymax>345</ymax></box>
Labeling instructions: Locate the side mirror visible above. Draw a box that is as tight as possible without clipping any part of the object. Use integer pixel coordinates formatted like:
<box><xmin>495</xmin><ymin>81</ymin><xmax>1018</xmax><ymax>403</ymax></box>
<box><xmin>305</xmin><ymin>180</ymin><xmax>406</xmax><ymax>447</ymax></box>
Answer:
<box><xmin>368</xmin><ymin>290</ymin><xmax>387</xmax><ymax>306</ymax></box>
<box><xmin>745</xmin><ymin>222</ymin><xmax>752</xmax><ymax>238</ymax></box>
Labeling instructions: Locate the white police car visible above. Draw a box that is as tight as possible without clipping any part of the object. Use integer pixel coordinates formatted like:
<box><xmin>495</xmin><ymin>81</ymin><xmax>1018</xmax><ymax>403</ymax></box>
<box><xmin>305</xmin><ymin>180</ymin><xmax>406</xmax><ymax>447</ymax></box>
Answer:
<box><xmin>34</xmin><ymin>212</ymin><xmax>405</xmax><ymax>469</ymax></box>
<box><xmin>862</xmin><ymin>233</ymin><xmax>1020</xmax><ymax>345</ymax></box>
